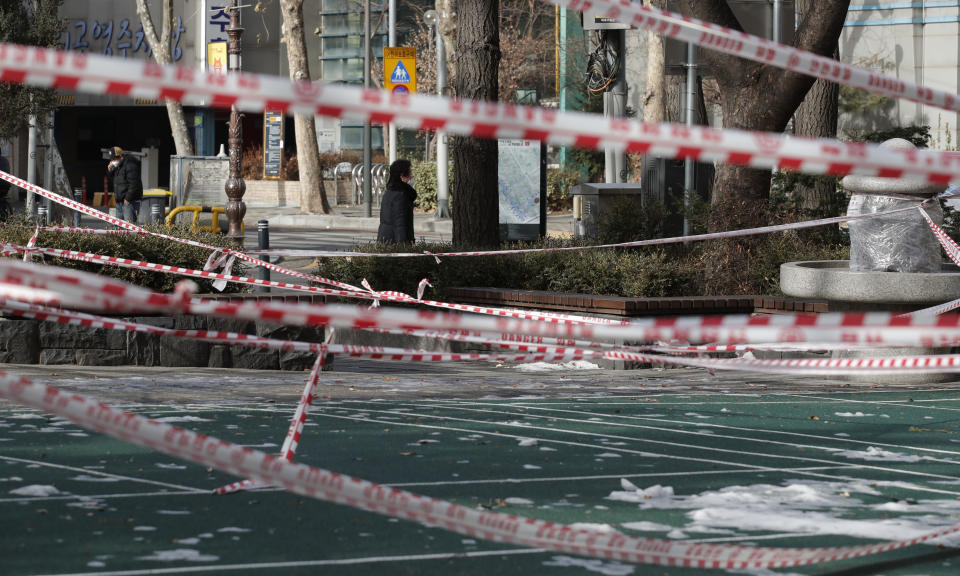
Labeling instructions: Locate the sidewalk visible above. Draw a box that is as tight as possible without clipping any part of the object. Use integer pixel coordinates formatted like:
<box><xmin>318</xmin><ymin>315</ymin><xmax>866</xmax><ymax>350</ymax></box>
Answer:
<box><xmin>244</xmin><ymin>202</ymin><xmax>574</xmax><ymax>237</ymax></box>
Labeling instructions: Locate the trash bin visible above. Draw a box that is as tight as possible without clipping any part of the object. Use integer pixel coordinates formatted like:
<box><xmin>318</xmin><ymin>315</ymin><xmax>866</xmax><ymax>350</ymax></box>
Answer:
<box><xmin>141</xmin><ymin>189</ymin><xmax>172</xmax><ymax>224</ymax></box>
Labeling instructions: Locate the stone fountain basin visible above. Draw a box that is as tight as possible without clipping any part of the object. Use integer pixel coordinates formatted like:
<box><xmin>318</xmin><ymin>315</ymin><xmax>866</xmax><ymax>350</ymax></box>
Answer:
<box><xmin>781</xmin><ymin>261</ymin><xmax>960</xmax><ymax>305</ymax></box>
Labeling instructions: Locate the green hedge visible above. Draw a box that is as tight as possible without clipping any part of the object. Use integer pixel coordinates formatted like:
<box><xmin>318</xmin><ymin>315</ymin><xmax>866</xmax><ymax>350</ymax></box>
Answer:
<box><xmin>319</xmin><ymin>238</ymin><xmax>704</xmax><ymax>301</ymax></box>
<box><xmin>0</xmin><ymin>216</ymin><xmax>248</xmax><ymax>293</ymax></box>
<box><xmin>318</xmin><ymin>231</ymin><xmax>849</xmax><ymax>301</ymax></box>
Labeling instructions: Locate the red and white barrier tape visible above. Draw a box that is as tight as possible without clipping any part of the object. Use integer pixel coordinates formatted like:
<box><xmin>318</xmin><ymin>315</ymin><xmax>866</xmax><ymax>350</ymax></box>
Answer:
<box><xmin>213</xmin><ymin>351</ymin><xmax>327</xmax><ymax>496</ymax></box>
<box><xmin>10</xmin><ymin>259</ymin><xmax>960</xmax><ymax>352</ymax></box>
<box><xmin>568</xmin><ymin>0</ymin><xmax>960</xmax><ymax>116</ymax></box>
<box><xmin>2</xmin><ymin>44</ymin><xmax>960</xmax><ymax>184</ymax></box>
<box><xmin>6</xmin><ymin>239</ymin><xmax>629</xmax><ymax>327</ymax></box>
<box><xmin>2</xmin><ymin>372</ymin><xmax>958</xmax><ymax>568</ymax></box>
<box><xmin>0</xmin><ymin>169</ymin><xmax>368</xmax><ymax>295</ymax></box>
<box><xmin>0</xmin><ymin>297</ymin><xmax>596</xmax><ymax>365</ymax></box>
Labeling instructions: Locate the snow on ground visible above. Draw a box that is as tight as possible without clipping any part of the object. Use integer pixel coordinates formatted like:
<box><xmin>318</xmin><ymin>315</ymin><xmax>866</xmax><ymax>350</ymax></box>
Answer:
<box><xmin>515</xmin><ymin>361</ymin><xmax>601</xmax><ymax>372</ymax></box>
<box><xmin>608</xmin><ymin>478</ymin><xmax>960</xmax><ymax>545</ymax></box>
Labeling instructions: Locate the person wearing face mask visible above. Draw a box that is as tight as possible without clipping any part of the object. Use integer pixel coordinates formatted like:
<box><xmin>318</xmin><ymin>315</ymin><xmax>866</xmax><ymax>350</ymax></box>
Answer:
<box><xmin>107</xmin><ymin>146</ymin><xmax>143</xmax><ymax>223</ymax></box>
<box><xmin>377</xmin><ymin>159</ymin><xmax>418</xmax><ymax>244</ymax></box>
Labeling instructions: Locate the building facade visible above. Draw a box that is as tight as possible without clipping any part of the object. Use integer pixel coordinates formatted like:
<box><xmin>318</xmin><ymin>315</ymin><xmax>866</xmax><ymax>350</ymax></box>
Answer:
<box><xmin>841</xmin><ymin>1</ymin><xmax>960</xmax><ymax>148</ymax></box>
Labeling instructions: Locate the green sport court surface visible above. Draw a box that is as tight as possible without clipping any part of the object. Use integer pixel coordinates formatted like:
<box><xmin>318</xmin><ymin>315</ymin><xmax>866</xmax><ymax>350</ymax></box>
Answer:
<box><xmin>2</xmin><ymin>362</ymin><xmax>960</xmax><ymax>576</ymax></box>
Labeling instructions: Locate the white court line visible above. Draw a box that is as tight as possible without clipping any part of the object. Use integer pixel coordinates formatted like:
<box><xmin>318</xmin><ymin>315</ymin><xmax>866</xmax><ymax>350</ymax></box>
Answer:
<box><xmin>0</xmin><ymin>455</ymin><xmax>208</xmax><ymax>493</ymax></box>
<box><xmin>781</xmin><ymin>393</ymin><xmax>960</xmax><ymax>414</ymax></box>
<box><xmin>463</xmin><ymin>401</ymin><xmax>960</xmax><ymax>458</ymax></box>
<box><xmin>27</xmin><ymin>548</ymin><xmax>548</xmax><ymax>576</ymax></box>
<box><xmin>0</xmin><ymin>489</ymin><xmax>227</xmax><ymax>504</ymax></box>
<box><xmin>313</xmin><ymin>410</ymin><xmax>960</xmax><ymax>494</ymax></box>
<box><xmin>387</xmin><ymin>466</ymin><xmax>852</xmax><ymax>488</ymax></box>
<box><xmin>347</xmin><ymin>400</ymin><xmax>960</xmax><ymax>469</ymax></box>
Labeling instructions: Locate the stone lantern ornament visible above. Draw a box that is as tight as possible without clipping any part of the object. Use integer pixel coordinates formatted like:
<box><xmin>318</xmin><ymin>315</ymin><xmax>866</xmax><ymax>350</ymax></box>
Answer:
<box><xmin>843</xmin><ymin>138</ymin><xmax>945</xmax><ymax>273</ymax></box>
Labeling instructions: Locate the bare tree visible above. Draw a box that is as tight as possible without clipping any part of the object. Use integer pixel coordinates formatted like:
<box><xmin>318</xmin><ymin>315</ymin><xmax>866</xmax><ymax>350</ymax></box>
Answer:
<box><xmin>280</xmin><ymin>0</ymin><xmax>330</xmax><ymax>214</ymax></box>
<box><xmin>675</xmin><ymin>1</ymin><xmax>850</xmax><ymax>231</ymax></box>
<box><xmin>135</xmin><ymin>0</ymin><xmax>192</xmax><ymax>155</ymax></box>
<box><xmin>793</xmin><ymin>0</ymin><xmax>841</xmax><ymax>212</ymax></box>
<box><xmin>452</xmin><ymin>0</ymin><xmax>500</xmax><ymax>247</ymax></box>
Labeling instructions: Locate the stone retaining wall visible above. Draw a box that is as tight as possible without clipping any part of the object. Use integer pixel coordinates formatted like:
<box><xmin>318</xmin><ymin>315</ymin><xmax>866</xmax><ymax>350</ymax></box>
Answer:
<box><xmin>0</xmin><ymin>295</ymin><xmax>326</xmax><ymax>370</ymax></box>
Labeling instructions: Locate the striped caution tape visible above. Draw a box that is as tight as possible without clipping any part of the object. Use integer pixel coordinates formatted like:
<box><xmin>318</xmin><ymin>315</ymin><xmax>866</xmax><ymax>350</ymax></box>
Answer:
<box><xmin>564</xmin><ymin>0</ymin><xmax>960</xmax><ymax>115</ymax></box>
<box><xmin>2</xmin><ymin>371</ymin><xmax>958</xmax><ymax>569</ymax></box>
<box><xmin>2</xmin><ymin>44</ymin><xmax>960</xmax><ymax>184</ymax></box>
<box><xmin>0</xmin><ymin>169</ymin><xmax>368</xmax><ymax>295</ymax></box>
<box><xmin>7</xmin><ymin>258</ymin><xmax>960</xmax><ymax>351</ymax></box>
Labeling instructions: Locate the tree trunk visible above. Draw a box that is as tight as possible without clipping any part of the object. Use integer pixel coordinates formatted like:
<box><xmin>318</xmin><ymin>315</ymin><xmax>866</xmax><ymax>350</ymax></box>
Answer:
<box><xmin>677</xmin><ymin>0</ymin><xmax>850</xmax><ymax>229</ymax></box>
<box><xmin>452</xmin><ymin>0</ymin><xmax>500</xmax><ymax>248</ymax></box>
<box><xmin>793</xmin><ymin>2</ymin><xmax>840</xmax><ymax>211</ymax></box>
<box><xmin>675</xmin><ymin>0</ymin><xmax>850</xmax><ymax>294</ymax></box>
<box><xmin>642</xmin><ymin>0</ymin><xmax>666</xmax><ymax>125</ymax></box>
<box><xmin>135</xmin><ymin>0</ymin><xmax>192</xmax><ymax>156</ymax></box>
<box><xmin>280</xmin><ymin>0</ymin><xmax>330</xmax><ymax>214</ymax></box>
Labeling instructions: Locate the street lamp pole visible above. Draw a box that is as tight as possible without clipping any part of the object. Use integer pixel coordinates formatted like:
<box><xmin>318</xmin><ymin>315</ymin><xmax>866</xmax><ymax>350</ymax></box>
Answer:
<box><xmin>362</xmin><ymin>0</ymin><xmax>373</xmax><ymax>218</ymax></box>
<box><xmin>225</xmin><ymin>0</ymin><xmax>246</xmax><ymax>243</ymax></box>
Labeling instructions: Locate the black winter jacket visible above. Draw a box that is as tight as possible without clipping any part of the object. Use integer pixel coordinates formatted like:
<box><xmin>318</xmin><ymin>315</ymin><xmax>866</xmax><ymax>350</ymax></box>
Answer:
<box><xmin>377</xmin><ymin>181</ymin><xmax>417</xmax><ymax>243</ymax></box>
<box><xmin>111</xmin><ymin>156</ymin><xmax>143</xmax><ymax>204</ymax></box>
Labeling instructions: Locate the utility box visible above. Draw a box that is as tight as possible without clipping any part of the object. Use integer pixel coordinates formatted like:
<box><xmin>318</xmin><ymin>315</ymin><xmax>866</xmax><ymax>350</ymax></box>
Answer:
<box><xmin>570</xmin><ymin>183</ymin><xmax>646</xmax><ymax>239</ymax></box>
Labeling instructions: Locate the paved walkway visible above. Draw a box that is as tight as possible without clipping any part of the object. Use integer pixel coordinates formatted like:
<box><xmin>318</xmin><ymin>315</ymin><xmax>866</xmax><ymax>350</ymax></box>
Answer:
<box><xmin>243</xmin><ymin>202</ymin><xmax>575</xmax><ymax>238</ymax></box>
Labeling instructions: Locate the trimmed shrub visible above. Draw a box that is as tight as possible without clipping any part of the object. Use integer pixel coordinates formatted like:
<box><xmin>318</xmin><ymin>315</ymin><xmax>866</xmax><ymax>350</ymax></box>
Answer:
<box><xmin>410</xmin><ymin>160</ymin><xmax>454</xmax><ymax>212</ymax></box>
<box><xmin>0</xmin><ymin>215</ymin><xmax>248</xmax><ymax>293</ymax></box>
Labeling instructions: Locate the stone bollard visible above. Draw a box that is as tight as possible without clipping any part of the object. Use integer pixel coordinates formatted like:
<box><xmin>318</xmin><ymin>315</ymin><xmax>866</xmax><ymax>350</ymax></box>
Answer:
<box><xmin>843</xmin><ymin>138</ymin><xmax>945</xmax><ymax>273</ymax></box>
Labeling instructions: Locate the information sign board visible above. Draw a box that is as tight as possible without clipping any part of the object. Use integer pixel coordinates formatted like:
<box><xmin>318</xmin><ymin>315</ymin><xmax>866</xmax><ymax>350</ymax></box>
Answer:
<box><xmin>263</xmin><ymin>111</ymin><xmax>284</xmax><ymax>180</ymax></box>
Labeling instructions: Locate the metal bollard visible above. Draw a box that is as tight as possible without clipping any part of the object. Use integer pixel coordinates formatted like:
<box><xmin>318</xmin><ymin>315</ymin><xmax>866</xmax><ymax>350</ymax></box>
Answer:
<box><xmin>257</xmin><ymin>219</ymin><xmax>271</xmax><ymax>292</ymax></box>
<box><xmin>151</xmin><ymin>202</ymin><xmax>162</xmax><ymax>224</ymax></box>
<box><xmin>72</xmin><ymin>188</ymin><xmax>83</xmax><ymax>228</ymax></box>
<box><xmin>37</xmin><ymin>204</ymin><xmax>48</xmax><ymax>226</ymax></box>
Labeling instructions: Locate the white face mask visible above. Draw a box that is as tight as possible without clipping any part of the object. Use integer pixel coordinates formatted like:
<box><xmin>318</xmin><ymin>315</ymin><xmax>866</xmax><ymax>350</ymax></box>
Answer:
<box><xmin>407</xmin><ymin>178</ymin><xmax>415</xmax><ymax>187</ymax></box>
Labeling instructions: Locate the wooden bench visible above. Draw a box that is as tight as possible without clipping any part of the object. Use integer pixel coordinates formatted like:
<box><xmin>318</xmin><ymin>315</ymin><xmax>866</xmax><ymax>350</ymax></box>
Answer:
<box><xmin>444</xmin><ymin>287</ymin><xmax>829</xmax><ymax>317</ymax></box>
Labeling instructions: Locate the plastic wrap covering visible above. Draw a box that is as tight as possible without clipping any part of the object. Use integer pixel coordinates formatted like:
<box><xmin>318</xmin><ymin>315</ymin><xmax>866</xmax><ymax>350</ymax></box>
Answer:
<box><xmin>847</xmin><ymin>194</ymin><xmax>943</xmax><ymax>273</ymax></box>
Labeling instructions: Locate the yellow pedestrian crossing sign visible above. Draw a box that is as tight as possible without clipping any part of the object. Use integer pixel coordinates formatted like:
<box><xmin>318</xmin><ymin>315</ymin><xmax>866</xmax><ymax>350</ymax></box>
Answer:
<box><xmin>384</xmin><ymin>47</ymin><xmax>417</xmax><ymax>94</ymax></box>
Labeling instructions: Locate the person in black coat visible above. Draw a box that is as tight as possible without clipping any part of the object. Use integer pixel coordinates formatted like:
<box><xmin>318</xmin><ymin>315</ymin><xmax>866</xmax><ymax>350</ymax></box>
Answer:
<box><xmin>107</xmin><ymin>146</ymin><xmax>143</xmax><ymax>223</ymax></box>
<box><xmin>377</xmin><ymin>159</ymin><xmax>417</xmax><ymax>244</ymax></box>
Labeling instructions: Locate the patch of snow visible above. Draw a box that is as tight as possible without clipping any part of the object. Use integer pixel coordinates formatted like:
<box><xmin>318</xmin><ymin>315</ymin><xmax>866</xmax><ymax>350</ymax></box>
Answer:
<box><xmin>138</xmin><ymin>549</ymin><xmax>219</xmax><ymax>562</ymax></box>
<box><xmin>834</xmin><ymin>446</ymin><xmax>922</xmax><ymax>462</ymax></box>
<box><xmin>516</xmin><ymin>361</ymin><xmax>600</xmax><ymax>372</ymax></box>
<box><xmin>541</xmin><ymin>555</ymin><xmax>634</xmax><ymax>576</ymax></box>
<box><xmin>9</xmin><ymin>484</ymin><xmax>60</xmax><ymax>496</ymax></box>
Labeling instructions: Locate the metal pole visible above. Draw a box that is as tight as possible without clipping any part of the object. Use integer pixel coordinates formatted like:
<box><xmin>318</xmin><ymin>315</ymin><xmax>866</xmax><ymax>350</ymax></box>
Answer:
<box><xmin>388</xmin><ymin>0</ymin><xmax>397</xmax><ymax>165</ymax></box>
<box><xmin>603</xmin><ymin>31</ymin><xmax>627</xmax><ymax>183</ymax></box>
<box><xmin>363</xmin><ymin>0</ymin><xmax>373</xmax><ymax>218</ymax></box>
<box><xmin>224</xmin><ymin>0</ymin><xmax>247</xmax><ymax>245</ymax></box>
<box><xmin>435</xmin><ymin>20</ymin><xmax>450</xmax><ymax>218</ymax></box>
<box><xmin>772</xmin><ymin>0</ymin><xmax>782</xmax><ymax>44</ymax></box>
<box><xmin>26</xmin><ymin>113</ymin><xmax>36</xmax><ymax>217</ymax></box>
<box><xmin>683</xmin><ymin>42</ymin><xmax>697</xmax><ymax>237</ymax></box>
<box><xmin>43</xmin><ymin>115</ymin><xmax>53</xmax><ymax>220</ymax></box>
<box><xmin>257</xmin><ymin>219</ymin><xmax>271</xmax><ymax>292</ymax></box>
<box><xmin>73</xmin><ymin>189</ymin><xmax>83</xmax><ymax>228</ymax></box>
